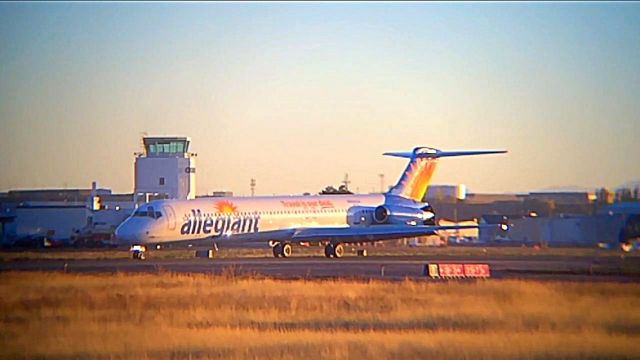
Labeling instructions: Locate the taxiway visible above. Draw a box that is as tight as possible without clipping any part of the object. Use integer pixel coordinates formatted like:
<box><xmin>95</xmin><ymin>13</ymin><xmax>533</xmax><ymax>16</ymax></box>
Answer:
<box><xmin>2</xmin><ymin>254</ymin><xmax>639</xmax><ymax>281</ymax></box>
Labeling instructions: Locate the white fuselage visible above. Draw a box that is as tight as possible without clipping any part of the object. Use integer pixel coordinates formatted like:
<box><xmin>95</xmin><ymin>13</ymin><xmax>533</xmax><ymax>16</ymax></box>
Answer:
<box><xmin>115</xmin><ymin>194</ymin><xmax>385</xmax><ymax>245</ymax></box>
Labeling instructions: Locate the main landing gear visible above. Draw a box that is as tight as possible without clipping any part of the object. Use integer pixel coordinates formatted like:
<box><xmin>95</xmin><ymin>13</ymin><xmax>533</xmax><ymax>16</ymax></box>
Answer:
<box><xmin>324</xmin><ymin>243</ymin><xmax>344</xmax><ymax>258</ymax></box>
<box><xmin>272</xmin><ymin>242</ymin><xmax>293</xmax><ymax>258</ymax></box>
<box><xmin>270</xmin><ymin>242</ymin><xmax>345</xmax><ymax>258</ymax></box>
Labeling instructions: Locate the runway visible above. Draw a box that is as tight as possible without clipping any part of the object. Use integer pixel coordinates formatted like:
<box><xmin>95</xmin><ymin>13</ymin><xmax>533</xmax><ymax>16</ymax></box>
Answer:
<box><xmin>3</xmin><ymin>254</ymin><xmax>640</xmax><ymax>281</ymax></box>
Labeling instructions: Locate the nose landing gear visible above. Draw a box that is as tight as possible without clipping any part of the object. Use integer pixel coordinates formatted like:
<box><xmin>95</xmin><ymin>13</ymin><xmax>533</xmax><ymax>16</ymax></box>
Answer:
<box><xmin>130</xmin><ymin>245</ymin><xmax>147</xmax><ymax>260</ymax></box>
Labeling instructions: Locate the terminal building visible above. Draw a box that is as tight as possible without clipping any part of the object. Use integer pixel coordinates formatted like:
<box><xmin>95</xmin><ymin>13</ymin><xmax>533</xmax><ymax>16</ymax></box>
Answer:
<box><xmin>0</xmin><ymin>136</ymin><xmax>197</xmax><ymax>246</ymax></box>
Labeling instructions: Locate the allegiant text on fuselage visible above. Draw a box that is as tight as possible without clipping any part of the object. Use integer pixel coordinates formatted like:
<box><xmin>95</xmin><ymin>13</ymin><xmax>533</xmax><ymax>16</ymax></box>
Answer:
<box><xmin>180</xmin><ymin>209</ymin><xmax>261</xmax><ymax>236</ymax></box>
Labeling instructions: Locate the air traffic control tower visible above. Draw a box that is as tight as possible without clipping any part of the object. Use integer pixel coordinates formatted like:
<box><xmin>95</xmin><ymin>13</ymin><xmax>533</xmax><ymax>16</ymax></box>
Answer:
<box><xmin>134</xmin><ymin>137</ymin><xmax>196</xmax><ymax>201</ymax></box>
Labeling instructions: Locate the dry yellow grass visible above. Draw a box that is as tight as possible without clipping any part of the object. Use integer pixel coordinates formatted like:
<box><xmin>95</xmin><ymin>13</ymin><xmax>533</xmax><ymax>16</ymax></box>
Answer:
<box><xmin>1</xmin><ymin>272</ymin><xmax>640</xmax><ymax>359</ymax></box>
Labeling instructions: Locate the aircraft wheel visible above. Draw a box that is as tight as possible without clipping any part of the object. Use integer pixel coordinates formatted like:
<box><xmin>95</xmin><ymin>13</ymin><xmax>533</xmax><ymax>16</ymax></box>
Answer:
<box><xmin>333</xmin><ymin>243</ymin><xmax>344</xmax><ymax>258</ymax></box>
<box><xmin>324</xmin><ymin>244</ymin><xmax>334</xmax><ymax>258</ymax></box>
<box><xmin>272</xmin><ymin>243</ymin><xmax>283</xmax><ymax>258</ymax></box>
<box><xmin>282</xmin><ymin>243</ymin><xmax>293</xmax><ymax>258</ymax></box>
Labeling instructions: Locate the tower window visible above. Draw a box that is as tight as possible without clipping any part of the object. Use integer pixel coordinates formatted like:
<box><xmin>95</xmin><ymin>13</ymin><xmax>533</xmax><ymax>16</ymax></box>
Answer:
<box><xmin>159</xmin><ymin>177</ymin><xmax>165</xmax><ymax>186</ymax></box>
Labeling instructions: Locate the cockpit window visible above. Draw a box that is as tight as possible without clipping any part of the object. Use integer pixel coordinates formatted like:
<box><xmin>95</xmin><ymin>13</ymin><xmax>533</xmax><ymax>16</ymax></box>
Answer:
<box><xmin>133</xmin><ymin>206</ymin><xmax>162</xmax><ymax>219</ymax></box>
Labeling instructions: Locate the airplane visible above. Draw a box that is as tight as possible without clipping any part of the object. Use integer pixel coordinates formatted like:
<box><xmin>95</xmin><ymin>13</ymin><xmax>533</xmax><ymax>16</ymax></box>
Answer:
<box><xmin>115</xmin><ymin>146</ymin><xmax>508</xmax><ymax>259</ymax></box>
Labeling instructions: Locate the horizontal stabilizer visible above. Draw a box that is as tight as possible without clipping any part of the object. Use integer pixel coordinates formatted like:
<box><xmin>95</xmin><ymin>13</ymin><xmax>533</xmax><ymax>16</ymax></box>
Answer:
<box><xmin>384</xmin><ymin>147</ymin><xmax>507</xmax><ymax>159</ymax></box>
<box><xmin>384</xmin><ymin>146</ymin><xmax>507</xmax><ymax>202</ymax></box>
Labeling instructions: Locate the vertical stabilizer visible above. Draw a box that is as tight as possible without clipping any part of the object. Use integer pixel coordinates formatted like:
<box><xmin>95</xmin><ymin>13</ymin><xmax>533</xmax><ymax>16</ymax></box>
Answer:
<box><xmin>384</xmin><ymin>147</ymin><xmax>506</xmax><ymax>202</ymax></box>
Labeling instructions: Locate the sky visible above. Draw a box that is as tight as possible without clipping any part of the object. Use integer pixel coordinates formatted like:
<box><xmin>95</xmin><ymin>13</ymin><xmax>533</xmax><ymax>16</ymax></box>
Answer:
<box><xmin>1</xmin><ymin>2</ymin><xmax>639</xmax><ymax>196</ymax></box>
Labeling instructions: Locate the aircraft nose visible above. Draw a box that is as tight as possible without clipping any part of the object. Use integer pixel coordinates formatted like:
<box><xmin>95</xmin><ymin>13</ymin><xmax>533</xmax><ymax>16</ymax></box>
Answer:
<box><xmin>115</xmin><ymin>220</ymin><xmax>146</xmax><ymax>244</ymax></box>
<box><xmin>114</xmin><ymin>222</ymin><xmax>133</xmax><ymax>244</ymax></box>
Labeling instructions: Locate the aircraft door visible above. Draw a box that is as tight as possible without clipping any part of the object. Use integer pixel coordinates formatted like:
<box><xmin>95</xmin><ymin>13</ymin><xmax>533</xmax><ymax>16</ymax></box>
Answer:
<box><xmin>163</xmin><ymin>206</ymin><xmax>176</xmax><ymax>230</ymax></box>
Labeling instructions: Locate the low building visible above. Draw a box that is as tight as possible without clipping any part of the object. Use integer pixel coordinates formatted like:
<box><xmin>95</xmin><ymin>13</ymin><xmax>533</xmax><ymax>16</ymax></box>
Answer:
<box><xmin>0</xmin><ymin>187</ymin><xmax>138</xmax><ymax>246</ymax></box>
<box><xmin>425</xmin><ymin>184</ymin><xmax>467</xmax><ymax>203</ymax></box>
<box><xmin>479</xmin><ymin>214</ymin><xmax>625</xmax><ymax>246</ymax></box>
<box><xmin>0</xmin><ymin>188</ymin><xmax>108</xmax><ymax>244</ymax></box>
<box><xmin>528</xmin><ymin>192</ymin><xmax>596</xmax><ymax>205</ymax></box>
<box><xmin>197</xmin><ymin>191</ymin><xmax>234</xmax><ymax>198</ymax></box>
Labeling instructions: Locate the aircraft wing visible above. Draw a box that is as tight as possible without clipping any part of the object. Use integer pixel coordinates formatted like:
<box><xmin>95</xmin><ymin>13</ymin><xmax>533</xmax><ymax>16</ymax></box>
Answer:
<box><xmin>192</xmin><ymin>224</ymin><xmax>506</xmax><ymax>246</ymax></box>
<box><xmin>290</xmin><ymin>224</ymin><xmax>504</xmax><ymax>244</ymax></box>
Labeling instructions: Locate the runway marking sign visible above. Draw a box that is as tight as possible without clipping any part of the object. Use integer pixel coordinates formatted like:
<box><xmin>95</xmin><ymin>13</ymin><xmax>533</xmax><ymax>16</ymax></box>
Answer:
<box><xmin>438</xmin><ymin>264</ymin><xmax>465</xmax><ymax>277</ymax></box>
<box><xmin>428</xmin><ymin>264</ymin><xmax>439</xmax><ymax>277</ymax></box>
<box><xmin>463</xmin><ymin>264</ymin><xmax>490</xmax><ymax>277</ymax></box>
<box><xmin>426</xmin><ymin>263</ymin><xmax>491</xmax><ymax>279</ymax></box>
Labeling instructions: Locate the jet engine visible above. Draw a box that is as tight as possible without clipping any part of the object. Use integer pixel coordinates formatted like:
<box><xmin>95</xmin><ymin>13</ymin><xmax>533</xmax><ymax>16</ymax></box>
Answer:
<box><xmin>372</xmin><ymin>204</ymin><xmax>436</xmax><ymax>226</ymax></box>
<box><xmin>346</xmin><ymin>206</ymin><xmax>376</xmax><ymax>226</ymax></box>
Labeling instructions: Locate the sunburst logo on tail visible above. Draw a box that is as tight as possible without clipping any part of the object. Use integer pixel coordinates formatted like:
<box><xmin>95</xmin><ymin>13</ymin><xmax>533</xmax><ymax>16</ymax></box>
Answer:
<box><xmin>215</xmin><ymin>200</ymin><xmax>237</xmax><ymax>215</ymax></box>
<box><xmin>390</xmin><ymin>157</ymin><xmax>438</xmax><ymax>201</ymax></box>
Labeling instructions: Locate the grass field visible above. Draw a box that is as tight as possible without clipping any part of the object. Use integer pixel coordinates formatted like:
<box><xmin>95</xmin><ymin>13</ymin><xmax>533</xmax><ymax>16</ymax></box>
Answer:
<box><xmin>2</xmin><ymin>272</ymin><xmax>640</xmax><ymax>359</ymax></box>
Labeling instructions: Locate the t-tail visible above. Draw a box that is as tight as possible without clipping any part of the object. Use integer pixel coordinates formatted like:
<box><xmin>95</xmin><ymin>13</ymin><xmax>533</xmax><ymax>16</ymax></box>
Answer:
<box><xmin>385</xmin><ymin>147</ymin><xmax>507</xmax><ymax>202</ymax></box>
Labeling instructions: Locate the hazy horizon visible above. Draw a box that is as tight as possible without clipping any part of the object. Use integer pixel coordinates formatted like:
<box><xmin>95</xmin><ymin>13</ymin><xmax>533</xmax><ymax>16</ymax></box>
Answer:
<box><xmin>1</xmin><ymin>2</ymin><xmax>639</xmax><ymax>196</ymax></box>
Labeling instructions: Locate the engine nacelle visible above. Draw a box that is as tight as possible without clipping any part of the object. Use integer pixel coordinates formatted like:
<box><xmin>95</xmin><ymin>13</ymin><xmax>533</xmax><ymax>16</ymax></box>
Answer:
<box><xmin>347</xmin><ymin>206</ymin><xmax>376</xmax><ymax>226</ymax></box>
<box><xmin>373</xmin><ymin>204</ymin><xmax>436</xmax><ymax>226</ymax></box>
